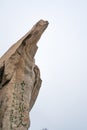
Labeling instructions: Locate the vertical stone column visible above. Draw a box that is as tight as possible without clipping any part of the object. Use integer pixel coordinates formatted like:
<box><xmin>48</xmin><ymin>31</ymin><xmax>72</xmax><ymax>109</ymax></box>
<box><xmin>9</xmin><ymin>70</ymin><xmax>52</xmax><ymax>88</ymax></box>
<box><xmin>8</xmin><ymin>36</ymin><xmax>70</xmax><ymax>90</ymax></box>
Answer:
<box><xmin>0</xmin><ymin>20</ymin><xmax>48</xmax><ymax>130</ymax></box>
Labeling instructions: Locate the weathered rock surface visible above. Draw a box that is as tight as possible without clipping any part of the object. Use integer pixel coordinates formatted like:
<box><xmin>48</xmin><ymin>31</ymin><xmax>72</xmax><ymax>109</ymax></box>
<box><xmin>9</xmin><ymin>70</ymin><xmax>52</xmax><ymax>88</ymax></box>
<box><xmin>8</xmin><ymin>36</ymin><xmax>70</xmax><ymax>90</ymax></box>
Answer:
<box><xmin>0</xmin><ymin>20</ymin><xmax>48</xmax><ymax>130</ymax></box>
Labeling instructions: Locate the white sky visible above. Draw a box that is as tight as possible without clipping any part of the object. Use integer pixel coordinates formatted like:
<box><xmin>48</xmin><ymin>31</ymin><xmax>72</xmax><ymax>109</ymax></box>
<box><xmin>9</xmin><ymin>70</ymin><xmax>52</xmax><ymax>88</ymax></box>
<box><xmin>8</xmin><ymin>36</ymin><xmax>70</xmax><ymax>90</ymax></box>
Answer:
<box><xmin>0</xmin><ymin>0</ymin><xmax>87</xmax><ymax>130</ymax></box>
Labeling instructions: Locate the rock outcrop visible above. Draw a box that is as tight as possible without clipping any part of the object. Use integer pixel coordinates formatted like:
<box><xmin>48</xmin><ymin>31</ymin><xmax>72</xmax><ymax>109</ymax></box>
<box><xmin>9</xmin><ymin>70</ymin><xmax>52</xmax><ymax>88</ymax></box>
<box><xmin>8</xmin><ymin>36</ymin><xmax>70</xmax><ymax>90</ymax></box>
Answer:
<box><xmin>0</xmin><ymin>20</ymin><xmax>48</xmax><ymax>130</ymax></box>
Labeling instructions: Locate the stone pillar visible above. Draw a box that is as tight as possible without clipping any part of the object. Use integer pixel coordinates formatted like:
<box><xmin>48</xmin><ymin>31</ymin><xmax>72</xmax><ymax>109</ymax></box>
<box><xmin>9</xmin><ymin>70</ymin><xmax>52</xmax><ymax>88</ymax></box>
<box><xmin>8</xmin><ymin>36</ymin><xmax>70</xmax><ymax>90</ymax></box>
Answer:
<box><xmin>0</xmin><ymin>20</ymin><xmax>48</xmax><ymax>130</ymax></box>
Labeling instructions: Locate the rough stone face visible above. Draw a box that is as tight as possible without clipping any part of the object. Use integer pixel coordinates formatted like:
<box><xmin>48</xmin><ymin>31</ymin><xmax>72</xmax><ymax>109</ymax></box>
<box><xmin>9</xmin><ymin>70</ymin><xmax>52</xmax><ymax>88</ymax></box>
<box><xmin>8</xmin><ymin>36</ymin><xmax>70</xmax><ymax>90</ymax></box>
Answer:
<box><xmin>0</xmin><ymin>20</ymin><xmax>48</xmax><ymax>130</ymax></box>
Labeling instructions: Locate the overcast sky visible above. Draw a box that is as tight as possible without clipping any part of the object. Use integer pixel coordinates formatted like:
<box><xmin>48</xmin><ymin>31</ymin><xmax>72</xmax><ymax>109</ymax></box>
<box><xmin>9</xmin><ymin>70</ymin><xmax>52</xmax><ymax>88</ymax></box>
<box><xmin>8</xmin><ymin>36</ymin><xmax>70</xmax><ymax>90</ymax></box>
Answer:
<box><xmin>0</xmin><ymin>0</ymin><xmax>87</xmax><ymax>130</ymax></box>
